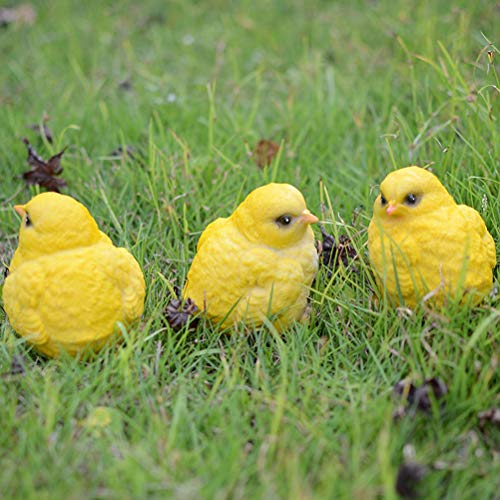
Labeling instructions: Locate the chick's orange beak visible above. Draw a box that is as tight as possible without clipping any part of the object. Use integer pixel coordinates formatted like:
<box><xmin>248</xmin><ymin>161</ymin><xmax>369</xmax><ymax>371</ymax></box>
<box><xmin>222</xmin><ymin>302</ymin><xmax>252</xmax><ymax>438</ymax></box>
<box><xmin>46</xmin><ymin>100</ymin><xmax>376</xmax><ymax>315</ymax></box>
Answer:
<box><xmin>300</xmin><ymin>209</ymin><xmax>319</xmax><ymax>224</ymax></box>
<box><xmin>14</xmin><ymin>205</ymin><xmax>26</xmax><ymax>217</ymax></box>
<box><xmin>386</xmin><ymin>203</ymin><xmax>397</xmax><ymax>215</ymax></box>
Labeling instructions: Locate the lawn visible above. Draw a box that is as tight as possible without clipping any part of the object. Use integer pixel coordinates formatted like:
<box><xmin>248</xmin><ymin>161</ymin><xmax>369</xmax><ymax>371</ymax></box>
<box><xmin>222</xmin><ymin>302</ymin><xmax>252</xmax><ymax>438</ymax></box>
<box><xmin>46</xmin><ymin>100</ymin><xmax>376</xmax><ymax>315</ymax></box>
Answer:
<box><xmin>0</xmin><ymin>0</ymin><xmax>498</xmax><ymax>498</ymax></box>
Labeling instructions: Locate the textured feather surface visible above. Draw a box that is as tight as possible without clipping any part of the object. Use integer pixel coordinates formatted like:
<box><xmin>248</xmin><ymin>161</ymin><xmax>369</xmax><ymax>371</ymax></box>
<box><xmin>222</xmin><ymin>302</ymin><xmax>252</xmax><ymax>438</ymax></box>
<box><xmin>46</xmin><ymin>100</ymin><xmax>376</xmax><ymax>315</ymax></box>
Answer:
<box><xmin>3</xmin><ymin>192</ymin><xmax>145</xmax><ymax>357</ymax></box>
<box><xmin>457</xmin><ymin>204</ymin><xmax>496</xmax><ymax>268</ymax></box>
<box><xmin>183</xmin><ymin>216</ymin><xmax>318</xmax><ymax>330</ymax></box>
<box><xmin>3</xmin><ymin>243</ymin><xmax>145</xmax><ymax>357</ymax></box>
<box><xmin>368</xmin><ymin>195</ymin><xmax>495</xmax><ymax>307</ymax></box>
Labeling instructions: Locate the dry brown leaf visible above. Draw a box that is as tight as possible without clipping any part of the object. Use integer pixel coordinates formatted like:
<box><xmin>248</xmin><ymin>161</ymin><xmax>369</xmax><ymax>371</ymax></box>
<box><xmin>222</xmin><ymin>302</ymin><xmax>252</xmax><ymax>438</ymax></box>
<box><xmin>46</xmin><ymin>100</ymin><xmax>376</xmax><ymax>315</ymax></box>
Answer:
<box><xmin>27</xmin><ymin>114</ymin><xmax>53</xmax><ymax>143</ymax></box>
<box><xmin>395</xmin><ymin>462</ymin><xmax>428</xmax><ymax>499</ymax></box>
<box><xmin>21</xmin><ymin>138</ymin><xmax>67</xmax><ymax>192</ymax></box>
<box><xmin>252</xmin><ymin>139</ymin><xmax>279</xmax><ymax>168</ymax></box>
<box><xmin>164</xmin><ymin>288</ymin><xmax>200</xmax><ymax>332</ymax></box>
<box><xmin>393</xmin><ymin>377</ymin><xmax>448</xmax><ymax>419</ymax></box>
<box><xmin>318</xmin><ymin>225</ymin><xmax>358</xmax><ymax>277</ymax></box>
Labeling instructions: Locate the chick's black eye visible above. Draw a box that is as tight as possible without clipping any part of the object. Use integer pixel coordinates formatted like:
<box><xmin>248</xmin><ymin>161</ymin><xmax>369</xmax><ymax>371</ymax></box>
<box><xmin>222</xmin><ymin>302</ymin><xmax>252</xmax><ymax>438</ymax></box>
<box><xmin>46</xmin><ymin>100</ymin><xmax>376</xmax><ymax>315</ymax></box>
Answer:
<box><xmin>25</xmin><ymin>214</ymin><xmax>32</xmax><ymax>227</ymax></box>
<box><xmin>276</xmin><ymin>215</ymin><xmax>292</xmax><ymax>226</ymax></box>
<box><xmin>405</xmin><ymin>193</ymin><xmax>418</xmax><ymax>205</ymax></box>
<box><xmin>380</xmin><ymin>194</ymin><xmax>387</xmax><ymax>205</ymax></box>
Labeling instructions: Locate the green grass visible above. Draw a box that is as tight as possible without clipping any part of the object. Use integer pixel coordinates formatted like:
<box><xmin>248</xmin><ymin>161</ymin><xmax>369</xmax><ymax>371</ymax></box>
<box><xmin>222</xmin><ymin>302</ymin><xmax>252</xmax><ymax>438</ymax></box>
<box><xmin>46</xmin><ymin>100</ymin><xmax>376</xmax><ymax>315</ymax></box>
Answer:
<box><xmin>1</xmin><ymin>0</ymin><xmax>498</xmax><ymax>497</ymax></box>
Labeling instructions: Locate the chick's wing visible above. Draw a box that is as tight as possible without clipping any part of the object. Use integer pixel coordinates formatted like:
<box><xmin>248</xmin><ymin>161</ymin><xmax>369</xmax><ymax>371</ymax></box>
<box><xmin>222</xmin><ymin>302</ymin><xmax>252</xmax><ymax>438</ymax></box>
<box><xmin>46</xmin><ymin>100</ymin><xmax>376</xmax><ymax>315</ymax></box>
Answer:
<box><xmin>99</xmin><ymin>246</ymin><xmax>145</xmax><ymax>324</ymax></box>
<box><xmin>184</xmin><ymin>221</ymin><xmax>249</xmax><ymax>311</ymax></box>
<box><xmin>457</xmin><ymin>204</ymin><xmax>496</xmax><ymax>268</ymax></box>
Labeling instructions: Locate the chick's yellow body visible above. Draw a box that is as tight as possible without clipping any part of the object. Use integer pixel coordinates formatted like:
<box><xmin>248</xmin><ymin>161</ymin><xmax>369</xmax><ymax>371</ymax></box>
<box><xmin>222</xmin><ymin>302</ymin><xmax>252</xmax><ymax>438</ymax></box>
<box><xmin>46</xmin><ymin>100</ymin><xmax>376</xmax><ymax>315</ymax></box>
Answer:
<box><xmin>368</xmin><ymin>167</ymin><xmax>496</xmax><ymax>307</ymax></box>
<box><xmin>3</xmin><ymin>192</ymin><xmax>145</xmax><ymax>357</ymax></box>
<box><xmin>183</xmin><ymin>184</ymin><xmax>318</xmax><ymax>330</ymax></box>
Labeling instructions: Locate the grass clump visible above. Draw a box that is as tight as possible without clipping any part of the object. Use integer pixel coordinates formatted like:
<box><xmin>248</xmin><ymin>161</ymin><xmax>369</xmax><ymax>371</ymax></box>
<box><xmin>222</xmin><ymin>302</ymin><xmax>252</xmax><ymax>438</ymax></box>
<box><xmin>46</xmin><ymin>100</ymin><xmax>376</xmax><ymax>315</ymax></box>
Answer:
<box><xmin>0</xmin><ymin>0</ymin><xmax>498</xmax><ymax>497</ymax></box>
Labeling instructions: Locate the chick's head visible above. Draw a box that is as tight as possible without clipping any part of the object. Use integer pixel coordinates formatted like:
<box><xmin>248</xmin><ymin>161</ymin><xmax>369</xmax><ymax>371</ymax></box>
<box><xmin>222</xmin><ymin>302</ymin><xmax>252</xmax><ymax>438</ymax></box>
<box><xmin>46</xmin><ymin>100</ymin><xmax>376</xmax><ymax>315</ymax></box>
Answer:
<box><xmin>14</xmin><ymin>192</ymin><xmax>105</xmax><ymax>259</ymax></box>
<box><xmin>373</xmin><ymin>166</ymin><xmax>456</xmax><ymax>220</ymax></box>
<box><xmin>232</xmin><ymin>183</ymin><xmax>318</xmax><ymax>249</ymax></box>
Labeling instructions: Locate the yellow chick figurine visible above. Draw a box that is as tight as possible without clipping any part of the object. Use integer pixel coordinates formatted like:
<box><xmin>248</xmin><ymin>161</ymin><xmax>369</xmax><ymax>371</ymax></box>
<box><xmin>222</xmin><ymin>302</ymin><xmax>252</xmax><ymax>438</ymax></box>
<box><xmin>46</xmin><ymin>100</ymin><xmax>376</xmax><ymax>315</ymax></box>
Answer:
<box><xmin>183</xmin><ymin>183</ymin><xmax>319</xmax><ymax>331</ymax></box>
<box><xmin>2</xmin><ymin>192</ymin><xmax>146</xmax><ymax>357</ymax></box>
<box><xmin>368</xmin><ymin>166</ymin><xmax>496</xmax><ymax>308</ymax></box>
